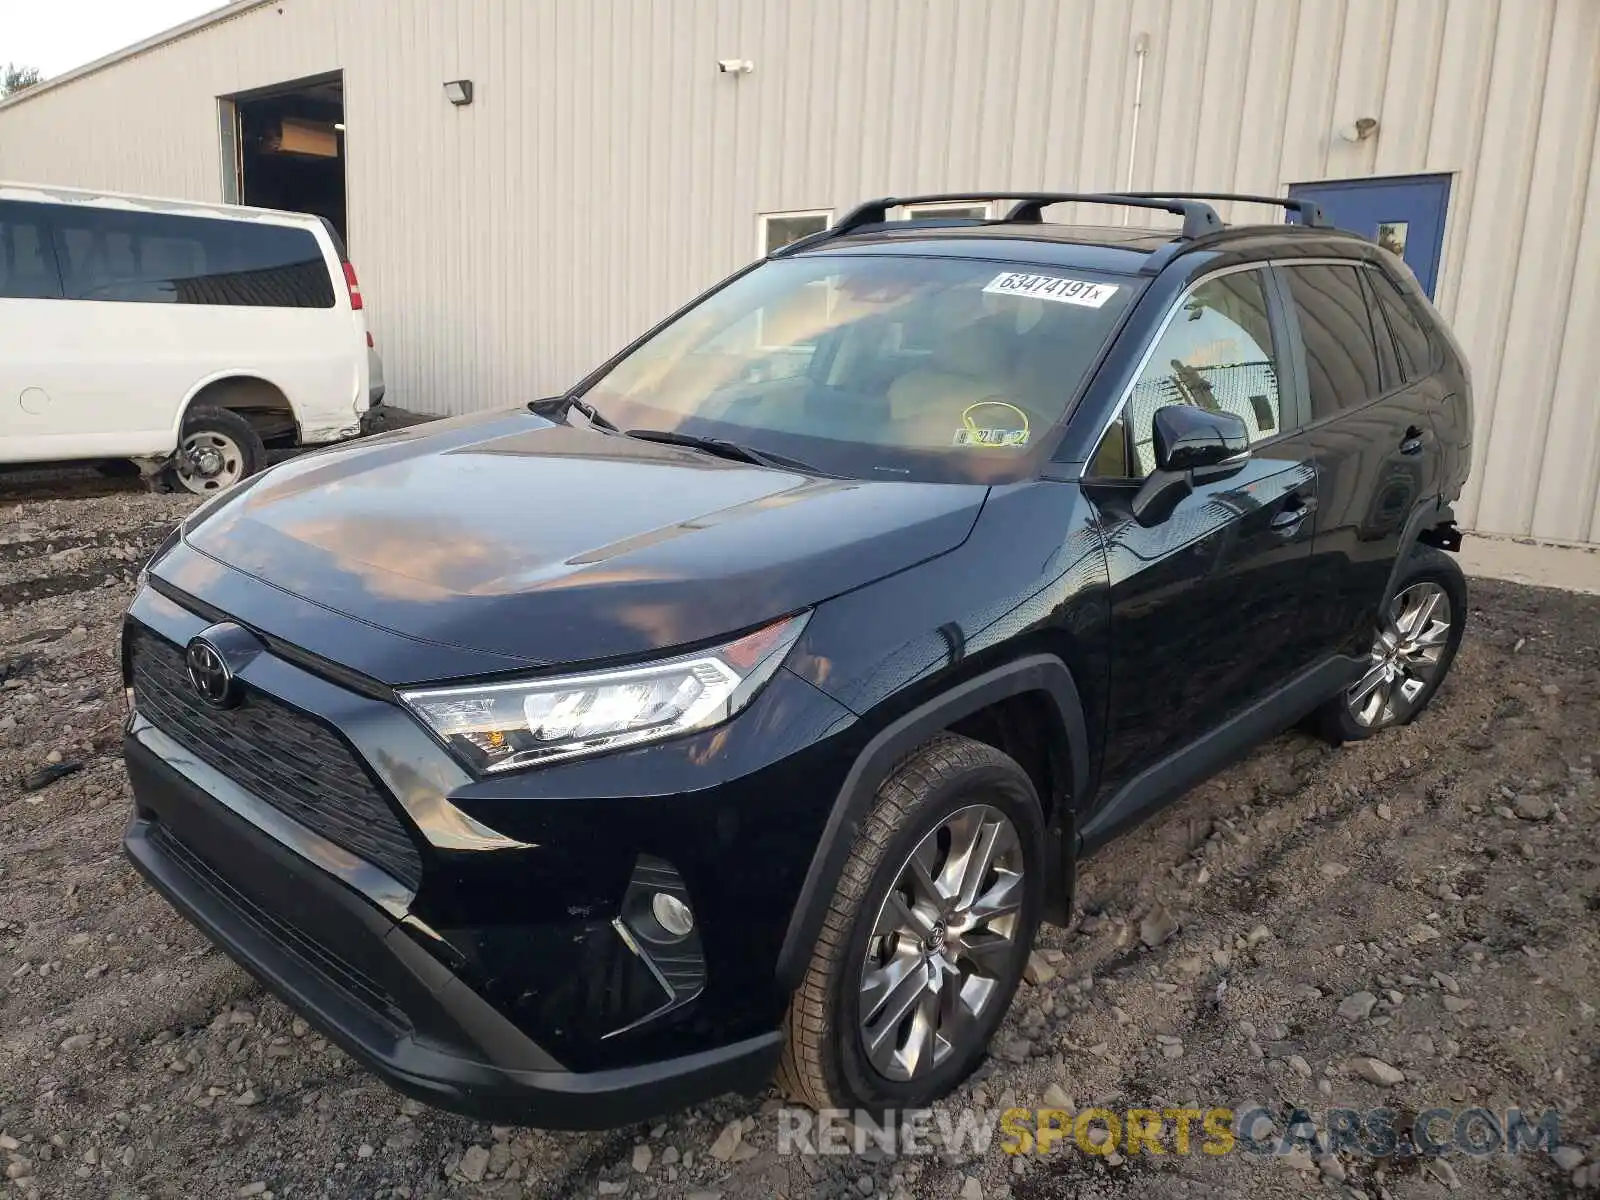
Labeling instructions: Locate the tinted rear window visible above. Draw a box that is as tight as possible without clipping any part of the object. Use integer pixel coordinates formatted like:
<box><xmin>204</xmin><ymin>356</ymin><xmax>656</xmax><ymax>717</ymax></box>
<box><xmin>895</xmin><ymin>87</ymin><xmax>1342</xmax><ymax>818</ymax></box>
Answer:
<box><xmin>0</xmin><ymin>201</ymin><xmax>63</xmax><ymax>299</ymax></box>
<box><xmin>49</xmin><ymin>205</ymin><xmax>335</xmax><ymax>308</ymax></box>
<box><xmin>1368</xmin><ymin>268</ymin><xmax>1436</xmax><ymax>382</ymax></box>
<box><xmin>1283</xmin><ymin>264</ymin><xmax>1385</xmax><ymax>419</ymax></box>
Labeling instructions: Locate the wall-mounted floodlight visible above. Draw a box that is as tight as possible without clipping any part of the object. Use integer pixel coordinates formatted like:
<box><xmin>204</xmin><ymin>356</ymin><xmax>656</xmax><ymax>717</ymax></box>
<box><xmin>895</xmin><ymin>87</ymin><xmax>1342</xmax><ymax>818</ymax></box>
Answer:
<box><xmin>444</xmin><ymin>80</ymin><xmax>474</xmax><ymax>106</ymax></box>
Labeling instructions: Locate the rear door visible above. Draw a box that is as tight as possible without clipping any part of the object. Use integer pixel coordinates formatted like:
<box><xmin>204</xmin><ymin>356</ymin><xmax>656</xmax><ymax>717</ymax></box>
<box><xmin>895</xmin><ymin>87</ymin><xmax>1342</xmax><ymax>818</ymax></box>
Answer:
<box><xmin>1275</xmin><ymin>261</ymin><xmax>1442</xmax><ymax>662</ymax></box>
<box><xmin>1082</xmin><ymin>264</ymin><xmax>1320</xmax><ymax>798</ymax></box>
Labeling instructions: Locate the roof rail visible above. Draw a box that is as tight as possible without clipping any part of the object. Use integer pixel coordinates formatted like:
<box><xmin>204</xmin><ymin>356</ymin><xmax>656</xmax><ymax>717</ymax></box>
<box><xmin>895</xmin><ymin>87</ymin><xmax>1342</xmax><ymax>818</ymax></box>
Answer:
<box><xmin>1113</xmin><ymin>191</ymin><xmax>1332</xmax><ymax>228</ymax></box>
<box><xmin>775</xmin><ymin>191</ymin><xmax>1224</xmax><ymax>255</ymax></box>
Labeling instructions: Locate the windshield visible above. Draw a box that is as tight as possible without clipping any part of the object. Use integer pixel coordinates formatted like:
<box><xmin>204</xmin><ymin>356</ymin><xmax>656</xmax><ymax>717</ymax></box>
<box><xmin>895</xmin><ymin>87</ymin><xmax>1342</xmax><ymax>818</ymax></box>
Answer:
<box><xmin>577</xmin><ymin>254</ymin><xmax>1140</xmax><ymax>483</ymax></box>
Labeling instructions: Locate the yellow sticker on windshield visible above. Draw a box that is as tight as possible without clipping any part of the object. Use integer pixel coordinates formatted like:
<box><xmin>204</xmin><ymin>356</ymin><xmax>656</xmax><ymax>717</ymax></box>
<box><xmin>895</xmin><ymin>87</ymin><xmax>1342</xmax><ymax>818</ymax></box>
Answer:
<box><xmin>954</xmin><ymin>401</ymin><xmax>1031</xmax><ymax>447</ymax></box>
<box><xmin>955</xmin><ymin>428</ymin><xmax>1030</xmax><ymax>447</ymax></box>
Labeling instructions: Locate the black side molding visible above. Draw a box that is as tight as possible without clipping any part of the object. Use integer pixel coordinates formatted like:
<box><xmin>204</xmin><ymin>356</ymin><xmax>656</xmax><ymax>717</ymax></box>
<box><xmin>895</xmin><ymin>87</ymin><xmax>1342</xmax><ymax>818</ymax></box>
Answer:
<box><xmin>775</xmin><ymin>655</ymin><xmax>1089</xmax><ymax>989</ymax></box>
<box><xmin>1383</xmin><ymin>496</ymin><xmax>1450</xmax><ymax>612</ymax></box>
<box><xmin>1076</xmin><ymin>654</ymin><xmax>1363</xmax><ymax>854</ymax></box>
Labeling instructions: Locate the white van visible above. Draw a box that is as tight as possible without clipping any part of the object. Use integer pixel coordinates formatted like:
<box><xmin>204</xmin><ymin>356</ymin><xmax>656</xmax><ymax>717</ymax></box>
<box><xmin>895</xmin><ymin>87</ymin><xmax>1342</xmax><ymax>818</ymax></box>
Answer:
<box><xmin>0</xmin><ymin>182</ymin><xmax>373</xmax><ymax>493</ymax></box>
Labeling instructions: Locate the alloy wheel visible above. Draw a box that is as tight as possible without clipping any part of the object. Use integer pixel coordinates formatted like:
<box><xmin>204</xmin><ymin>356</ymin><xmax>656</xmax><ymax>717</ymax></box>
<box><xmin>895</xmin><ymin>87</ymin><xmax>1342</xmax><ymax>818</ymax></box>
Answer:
<box><xmin>176</xmin><ymin>430</ymin><xmax>246</xmax><ymax>494</ymax></box>
<box><xmin>1347</xmin><ymin>581</ymin><xmax>1453</xmax><ymax>728</ymax></box>
<box><xmin>857</xmin><ymin>804</ymin><xmax>1025</xmax><ymax>1082</ymax></box>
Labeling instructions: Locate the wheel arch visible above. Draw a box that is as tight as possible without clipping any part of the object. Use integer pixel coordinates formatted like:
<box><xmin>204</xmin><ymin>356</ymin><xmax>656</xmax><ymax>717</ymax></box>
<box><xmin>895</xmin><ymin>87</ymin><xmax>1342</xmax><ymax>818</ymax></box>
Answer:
<box><xmin>775</xmin><ymin>654</ymin><xmax>1088</xmax><ymax>990</ymax></box>
<box><xmin>1382</xmin><ymin>495</ymin><xmax>1457</xmax><ymax>612</ymax></box>
<box><xmin>171</xmin><ymin>371</ymin><xmax>300</xmax><ymax>447</ymax></box>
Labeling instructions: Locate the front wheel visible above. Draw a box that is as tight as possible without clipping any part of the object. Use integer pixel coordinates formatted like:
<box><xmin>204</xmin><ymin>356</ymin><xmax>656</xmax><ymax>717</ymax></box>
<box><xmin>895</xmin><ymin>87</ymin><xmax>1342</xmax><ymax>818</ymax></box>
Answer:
<box><xmin>1316</xmin><ymin>545</ymin><xmax>1467</xmax><ymax>743</ymax></box>
<box><xmin>777</xmin><ymin>733</ymin><xmax>1047</xmax><ymax>1112</ymax></box>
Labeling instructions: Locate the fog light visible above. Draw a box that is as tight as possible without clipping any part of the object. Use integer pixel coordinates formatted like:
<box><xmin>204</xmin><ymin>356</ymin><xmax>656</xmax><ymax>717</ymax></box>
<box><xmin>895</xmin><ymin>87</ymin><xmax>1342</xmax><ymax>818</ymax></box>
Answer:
<box><xmin>607</xmin><ymin>855</ymin><xmax>706</xmax><ymax>1038</ymax></box>
<box><xmin>651</xmin><ymin>892</ymin><xmax>695</xmax><ymax>938</ymax></box>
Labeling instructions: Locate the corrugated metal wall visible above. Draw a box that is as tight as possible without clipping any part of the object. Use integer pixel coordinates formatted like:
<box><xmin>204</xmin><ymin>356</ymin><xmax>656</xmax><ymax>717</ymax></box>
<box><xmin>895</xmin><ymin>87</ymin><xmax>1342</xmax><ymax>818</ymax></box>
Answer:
<box><xmin>2</xmin><ymin>0</ymin><xmax>1598</xmax><ymax>541</ymax></box>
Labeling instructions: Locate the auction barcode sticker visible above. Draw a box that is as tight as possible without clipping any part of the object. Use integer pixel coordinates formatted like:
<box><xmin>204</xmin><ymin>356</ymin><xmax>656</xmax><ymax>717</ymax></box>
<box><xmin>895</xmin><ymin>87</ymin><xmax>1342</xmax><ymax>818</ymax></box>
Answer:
<box><xmin>982</xmin><ymin>271</ymin><xmax>1120</xmax><ymax>308</ymax></box>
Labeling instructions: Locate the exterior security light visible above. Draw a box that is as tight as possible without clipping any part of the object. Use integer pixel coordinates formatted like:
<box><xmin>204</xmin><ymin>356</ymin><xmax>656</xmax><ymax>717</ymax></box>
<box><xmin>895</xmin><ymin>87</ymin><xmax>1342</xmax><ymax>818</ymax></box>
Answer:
<box><xmin>443</xmin><ymin>80</ymin><xmax>473</xmax><ymax>106</ymax></box>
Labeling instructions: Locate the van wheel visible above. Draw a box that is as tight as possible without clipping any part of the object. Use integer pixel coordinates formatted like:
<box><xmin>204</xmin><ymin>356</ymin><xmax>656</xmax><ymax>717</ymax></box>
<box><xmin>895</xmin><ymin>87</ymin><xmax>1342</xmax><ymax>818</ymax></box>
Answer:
<box><xmin>168</xmin><ymin>407</ymin><xmax>266</xmax><ymax>495</ymax></box>
<box><xmin>777</xmin><ymin>733</ymin><xmax>1045</xmax><ymax>1112</ymax></box>
<box><xmin>1316</xmin><ymin>545</ymin><xmax>1467</xmax><ymax>744</ymax></box>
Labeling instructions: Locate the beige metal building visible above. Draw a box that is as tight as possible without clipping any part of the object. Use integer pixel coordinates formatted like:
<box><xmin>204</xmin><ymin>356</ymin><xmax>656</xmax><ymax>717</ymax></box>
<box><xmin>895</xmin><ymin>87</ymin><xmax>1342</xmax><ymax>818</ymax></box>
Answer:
<box><xmin>1</xmin><ymin>0</ymin><xmax>1597</xmax><ymax>544</ymax></box>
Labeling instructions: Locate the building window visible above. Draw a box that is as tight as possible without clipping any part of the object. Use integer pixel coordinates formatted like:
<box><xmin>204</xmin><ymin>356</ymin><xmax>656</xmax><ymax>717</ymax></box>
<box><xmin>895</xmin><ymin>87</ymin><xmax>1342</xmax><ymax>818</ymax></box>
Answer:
<box><xmin>901</xmin><ymin>202</ymin><xmax>995</xmax><ymax>222</ymax></box>
<box><xmin>759</xmin><ymin>210</ymin><xmax>832</xmax><ymax>256</ymax></box>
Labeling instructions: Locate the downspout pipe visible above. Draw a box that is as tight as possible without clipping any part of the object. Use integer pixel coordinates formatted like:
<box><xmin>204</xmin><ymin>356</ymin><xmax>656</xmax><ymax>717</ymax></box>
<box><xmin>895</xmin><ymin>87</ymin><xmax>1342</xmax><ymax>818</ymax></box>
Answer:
<box><xmin>1122</xmin><ymin>32</ymin><xmax>1151</xmax><ymax>224</ymax></box>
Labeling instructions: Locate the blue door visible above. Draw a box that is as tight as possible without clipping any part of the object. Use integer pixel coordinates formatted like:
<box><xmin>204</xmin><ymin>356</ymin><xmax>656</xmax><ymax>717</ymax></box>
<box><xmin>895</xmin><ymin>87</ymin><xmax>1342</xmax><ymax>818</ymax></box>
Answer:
<box><xmin>1288</xmin><ymin>174</ymin><xmax>1451</xmax><ymax>298</ymax></box>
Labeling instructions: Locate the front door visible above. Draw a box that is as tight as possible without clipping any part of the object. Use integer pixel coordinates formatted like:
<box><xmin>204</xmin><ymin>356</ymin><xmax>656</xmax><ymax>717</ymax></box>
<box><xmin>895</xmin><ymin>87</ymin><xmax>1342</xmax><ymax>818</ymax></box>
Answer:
<box><xmin>1288</xmin><ymin>174</ymin><xmax>1451</xmax><ymax>299</ymax></box>
<box><xmin>1082</xmin><ymin>266</ymin><xmax>1319</xmax><ymax>803</ymax></box>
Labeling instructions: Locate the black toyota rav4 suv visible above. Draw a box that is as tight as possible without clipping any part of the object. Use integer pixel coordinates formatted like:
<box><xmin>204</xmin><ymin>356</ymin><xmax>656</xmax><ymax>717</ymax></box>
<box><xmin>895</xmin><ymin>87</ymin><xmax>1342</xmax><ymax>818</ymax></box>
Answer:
<box><xmin>123</xmin><ymin>192</ymin><xmax>1472</xmax><ymax>1126</ymax></box>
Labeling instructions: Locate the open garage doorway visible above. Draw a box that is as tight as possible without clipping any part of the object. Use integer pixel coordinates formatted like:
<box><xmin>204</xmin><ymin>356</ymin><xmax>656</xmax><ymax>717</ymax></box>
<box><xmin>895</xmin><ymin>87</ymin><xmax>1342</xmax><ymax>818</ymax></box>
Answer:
<box><xmin>222</xmin><ymin>72</ymin><xmax>346</xmax><ymax>244</ymax></box>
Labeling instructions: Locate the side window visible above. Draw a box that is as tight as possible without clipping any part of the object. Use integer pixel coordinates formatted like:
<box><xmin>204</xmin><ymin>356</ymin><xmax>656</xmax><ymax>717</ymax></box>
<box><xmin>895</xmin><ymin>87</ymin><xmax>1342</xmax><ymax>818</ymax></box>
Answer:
<box><xmin>1282</xmin><ymin>264</ymin><xmax>1385</xmax><ymax>419</ymax></box>
<box><xmin>0</xmin><ymin>202</ymin><xmax>63</xmax><ymax>299</ymax></box>
<box><xmin>1368</xmin><ymin>267</ymin><xmax>1435</xmax><ymax>382</ymax></box>
<box><xmin>51</xmin><ymin>207</ymin><xmax>334</xmax><ymax>308</ymax></box>
<box><xmin>1117</xmin><ymin>269</ymin><xmax>1287</xmax><ymax>478</ymax></box>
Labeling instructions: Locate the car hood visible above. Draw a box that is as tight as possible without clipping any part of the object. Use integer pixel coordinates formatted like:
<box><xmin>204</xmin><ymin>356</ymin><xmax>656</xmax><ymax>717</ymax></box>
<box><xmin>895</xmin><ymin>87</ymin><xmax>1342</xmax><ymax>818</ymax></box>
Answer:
<box><xmin>181</xmin><ymin>409</ymin><xmax>988</xmax><ymax>676</ymax></box>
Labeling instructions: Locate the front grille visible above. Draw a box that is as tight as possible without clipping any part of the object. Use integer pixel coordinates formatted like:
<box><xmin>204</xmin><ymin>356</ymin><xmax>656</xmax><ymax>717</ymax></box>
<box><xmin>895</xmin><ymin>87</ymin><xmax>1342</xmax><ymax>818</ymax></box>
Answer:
<box><xmin>128</xmin><ymin>624</ymin><xmax>423</xmax><ymax>890</ymax></box>
<box><xmin>150</xmin><ymin>823</ymin><xmax>410</xmax><ymax>1033</ymax></box>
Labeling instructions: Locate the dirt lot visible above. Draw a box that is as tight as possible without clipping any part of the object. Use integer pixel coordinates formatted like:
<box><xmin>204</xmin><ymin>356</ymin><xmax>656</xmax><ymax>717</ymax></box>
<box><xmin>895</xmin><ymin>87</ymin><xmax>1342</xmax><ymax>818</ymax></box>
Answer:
<box><xmin>2</xmin><ymin>480</ymin><xmax>1596</xmax><ymax>1200</ymax></box>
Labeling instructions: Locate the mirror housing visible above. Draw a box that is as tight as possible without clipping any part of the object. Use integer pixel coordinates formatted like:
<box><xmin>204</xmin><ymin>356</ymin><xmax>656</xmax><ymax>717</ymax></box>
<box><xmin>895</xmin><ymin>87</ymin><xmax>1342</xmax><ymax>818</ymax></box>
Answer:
<box><xmin>1130</xmin><ymin>405</ymin><xmax>1252</xmax><ymax>527</ymax></box>
<box><xmin>1152</xmin><ymin>404</ymin><xmax>1250</xmax><ymax>473</ymax></box>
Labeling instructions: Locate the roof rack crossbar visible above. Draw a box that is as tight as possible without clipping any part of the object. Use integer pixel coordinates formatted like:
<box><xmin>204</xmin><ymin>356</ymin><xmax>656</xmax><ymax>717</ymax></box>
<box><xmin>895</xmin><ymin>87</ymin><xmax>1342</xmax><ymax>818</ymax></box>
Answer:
<box><xmin>776</xmin><ymin>191</ymin><xmax>1224</xmax><ymax>254</ymax></box>
<box><xmin>1112</xmin><ymin>191</ymin><xmax>1332</xmax><ymax>227</ymax></box>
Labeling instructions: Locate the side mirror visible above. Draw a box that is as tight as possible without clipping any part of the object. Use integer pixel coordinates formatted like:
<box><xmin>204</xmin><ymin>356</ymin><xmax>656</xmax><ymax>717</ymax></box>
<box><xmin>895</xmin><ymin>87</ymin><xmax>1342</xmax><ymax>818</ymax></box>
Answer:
<box><xmin>1130</xmin><ymin>406</ymin><xmax>1252</xmax><ymax>528</ymax></box>
<box><xmin>1152</xmin><ymin>404</ymin><xmax>1250</xmax><ymax>473</ymax></box>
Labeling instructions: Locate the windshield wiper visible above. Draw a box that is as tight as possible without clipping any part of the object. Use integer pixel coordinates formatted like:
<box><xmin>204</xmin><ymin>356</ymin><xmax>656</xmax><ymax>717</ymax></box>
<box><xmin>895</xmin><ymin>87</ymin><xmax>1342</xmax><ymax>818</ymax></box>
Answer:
<box><xmin>624</xmin><ymin>429</ymin><xmax>827</xmax><ymax>475</ymax></box>
<box><xmin>527</xmin><ymin>393</ymin><xmax>618</xmax><ymax>433</ymax></box>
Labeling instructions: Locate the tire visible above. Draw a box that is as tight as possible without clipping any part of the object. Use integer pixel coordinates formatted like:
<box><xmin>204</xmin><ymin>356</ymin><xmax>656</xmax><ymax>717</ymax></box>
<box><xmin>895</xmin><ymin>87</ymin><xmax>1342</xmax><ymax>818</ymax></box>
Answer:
<box><xmin>777</xmin><ymin>733</ymin><xmax>1047</xmax><ymax>1113</ymax></box>
<box><xmin>165</xmin><ymin>406</ymin><xmax>267</xmax><ymax>496</ymax></box>
<box><xmin>1315</xmin><ymin>544</ymin><xmax>1467</xmax><ymax>744</ymax></box>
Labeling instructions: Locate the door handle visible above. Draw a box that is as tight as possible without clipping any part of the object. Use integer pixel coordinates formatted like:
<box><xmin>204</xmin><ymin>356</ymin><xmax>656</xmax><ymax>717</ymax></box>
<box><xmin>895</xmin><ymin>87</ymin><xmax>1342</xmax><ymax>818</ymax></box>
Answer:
<box><xmin>1399</xmin><ymin>426</ymin><xmax>1427</xmax><ymax>455</ymax></box>
<box><xmin>1270</xmin><ymin>494</ymin><xmax>1316</xmax><ymax>532</ymax></box>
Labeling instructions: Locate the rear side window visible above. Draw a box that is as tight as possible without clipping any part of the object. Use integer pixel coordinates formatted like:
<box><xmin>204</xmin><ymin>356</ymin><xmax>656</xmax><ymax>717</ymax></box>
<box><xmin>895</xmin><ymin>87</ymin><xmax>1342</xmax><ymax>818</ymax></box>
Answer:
<box><xmin>1367</xmin><ymin>267</ymin><xmax>1436</xmax><ymax>382</ymax></box>
<box><xmin>49</xmin><ymin>206</ymin><xmax>335</xmax><ymax>308</ymax></box>
<box><xmin>1282</xmin><ymin>264</ymin><xmax>1386</xmax><ymax>419</ymax></box>
<box><xmin>0</xmin><ymin>201</ymin><xmax>63</xmax><ymax>299</ymax></box>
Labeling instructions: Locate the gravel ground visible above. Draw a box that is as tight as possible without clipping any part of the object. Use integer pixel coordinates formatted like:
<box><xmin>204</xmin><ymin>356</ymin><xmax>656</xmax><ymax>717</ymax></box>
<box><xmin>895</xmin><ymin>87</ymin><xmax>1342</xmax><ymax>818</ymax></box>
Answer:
<box><xmin>1</xmin><ymin>480</ymin><xmax>1597</xmax><ymax>1200</ymax></box>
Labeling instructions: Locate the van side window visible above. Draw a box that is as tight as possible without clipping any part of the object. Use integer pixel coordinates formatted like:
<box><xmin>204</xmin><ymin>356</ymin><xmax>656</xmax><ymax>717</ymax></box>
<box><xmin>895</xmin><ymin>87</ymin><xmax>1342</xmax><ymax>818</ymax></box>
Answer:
<box><xmin>0</xmin><ymin>202</ymin><xmax>63</xmax><ymax>299</ymax></box>
<box><xmin>50</xmin><ymin>207</ymin><xmax>335</xmax><ymax>308</ymax></box>
<box><xmin>1281</xmin><ymin>264</ymin><xmax>1385</xmax><ymax>418</ymax></box>
<box><xmin>1367</xmin><ymin>268</ymin><xmax>1435</xmax><ymax>382</ymax></box>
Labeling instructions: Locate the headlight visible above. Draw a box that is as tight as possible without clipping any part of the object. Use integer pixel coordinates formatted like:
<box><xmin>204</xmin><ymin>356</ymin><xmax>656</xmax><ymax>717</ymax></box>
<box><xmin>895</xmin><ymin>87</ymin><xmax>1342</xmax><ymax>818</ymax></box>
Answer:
<box><xmin>400</xmin><ymin>612</ymin><xmax>810</xmax><ymax>773</ymax></box>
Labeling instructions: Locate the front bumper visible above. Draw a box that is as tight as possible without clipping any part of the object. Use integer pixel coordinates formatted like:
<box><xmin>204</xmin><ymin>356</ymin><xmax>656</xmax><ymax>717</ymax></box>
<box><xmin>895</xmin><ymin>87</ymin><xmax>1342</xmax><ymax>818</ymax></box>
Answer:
<box><xmin>118</xmin><ymin>575</ymin><xmax>859</xmax><ymax>1125</ymax></box>
<box><xmin>124</xmin><ymin>726</ymin><xmax>781</xmax><ymax>1127</ymax></box>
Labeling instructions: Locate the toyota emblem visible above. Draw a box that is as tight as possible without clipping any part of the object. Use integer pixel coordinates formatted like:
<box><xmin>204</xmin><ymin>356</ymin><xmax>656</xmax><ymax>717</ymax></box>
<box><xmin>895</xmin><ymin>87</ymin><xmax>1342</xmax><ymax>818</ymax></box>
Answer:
<box><xmin>185</xmin><ymin>636</ymin><xmax>238</xmax><ymax>708</ymax></box>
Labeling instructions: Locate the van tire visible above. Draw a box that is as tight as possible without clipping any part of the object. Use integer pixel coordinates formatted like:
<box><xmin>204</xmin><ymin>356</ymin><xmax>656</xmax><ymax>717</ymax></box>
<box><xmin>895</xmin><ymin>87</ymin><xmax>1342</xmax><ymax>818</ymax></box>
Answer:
<box><xmin>163</xmin><ymin>407</ymin><xmax>267</xmax><ymax>495</ymax></box>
